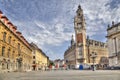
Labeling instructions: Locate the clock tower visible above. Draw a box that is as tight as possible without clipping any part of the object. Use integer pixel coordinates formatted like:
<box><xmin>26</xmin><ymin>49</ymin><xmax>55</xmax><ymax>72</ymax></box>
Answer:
<box><xmin>74</xmin><ymin>5</ymin><xmax>87</xmax><ymax>67</ymax></box>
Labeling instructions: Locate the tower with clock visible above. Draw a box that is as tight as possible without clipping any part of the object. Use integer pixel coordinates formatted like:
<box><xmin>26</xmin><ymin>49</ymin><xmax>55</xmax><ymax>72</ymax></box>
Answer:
<box><xmin>64</xmin><ymin>4</ymin><xmax>109</xmax><ymax>70</ymax></box>
<box><xmin>74</xmin><ymin>5</ymin><xmax>87</xmax><ymax>67</ymax></box>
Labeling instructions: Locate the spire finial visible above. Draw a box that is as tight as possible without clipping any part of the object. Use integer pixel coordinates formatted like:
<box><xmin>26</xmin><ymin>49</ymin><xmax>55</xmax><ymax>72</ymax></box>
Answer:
<box><xmin>78</xmin><ymin>4</ymin><xmax>81</xmax><ymax>9</ymax></box>
<box><xmin>108</xmin><ymin>24</ymin><xmax>110</xmax><ymax>28</ymax></box>
<box><xmin>72</xmin><ymin>35</ymin><xmax>73</xmax><ymax>38</ymax></box>
<box><xmin>112</xmin><ymin>21</ymin><xmax>114</xmax><ymax>26</ymax></box>
<box><xmin>71</xmin><ymin>35</ymin><xmax>74</xmax><ymax>45</ymax></box>
<box><xmin>87</xmin><ymin>35</ymin><xmax>89</xmax><ymax>40</ymax></box>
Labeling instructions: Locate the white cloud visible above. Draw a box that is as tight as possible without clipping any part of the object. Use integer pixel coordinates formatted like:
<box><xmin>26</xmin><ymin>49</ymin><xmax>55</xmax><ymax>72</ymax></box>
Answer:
<box><xmin>1</xmin><ymin>0</ymin><xmax>120</xmax><ymax>60</ymax></box>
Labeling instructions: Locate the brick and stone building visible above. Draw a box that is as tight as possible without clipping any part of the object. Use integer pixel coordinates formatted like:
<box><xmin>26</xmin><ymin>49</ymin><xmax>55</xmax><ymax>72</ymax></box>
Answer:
<box><xmin>54</xmin><ymin>59</ymin><xmax>65</xmax><ymax>69</ymax></box>
<box><xmin>64</xmin><ymin>5</ymin><xmax>109</xmax><ymax>69</ymax></box>
<box><xmin>30</xmin><ymin>42</ymin><xmax>49</xmax><ymax>71</ymax></box>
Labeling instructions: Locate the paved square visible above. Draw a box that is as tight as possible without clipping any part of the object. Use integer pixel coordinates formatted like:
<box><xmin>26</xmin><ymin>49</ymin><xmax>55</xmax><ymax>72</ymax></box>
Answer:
<box><xmin>0</xmin><ymin>70</ymin><xmax>120</xmax><ymax>80</ymax></box>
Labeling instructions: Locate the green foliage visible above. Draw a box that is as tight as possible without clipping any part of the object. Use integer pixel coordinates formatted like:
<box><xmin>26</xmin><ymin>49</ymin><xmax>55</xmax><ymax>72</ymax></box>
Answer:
<box><xmin>48</xmin><ymin>62</ymin><xmax>55</xmax><ymax>67</ymax></box>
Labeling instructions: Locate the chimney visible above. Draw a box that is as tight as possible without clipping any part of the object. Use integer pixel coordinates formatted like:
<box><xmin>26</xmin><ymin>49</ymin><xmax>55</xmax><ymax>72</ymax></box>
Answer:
<box><xmin>107</xmin><ymin>24</ymin><xmax>110</xmax><ymax>28</ymax></box>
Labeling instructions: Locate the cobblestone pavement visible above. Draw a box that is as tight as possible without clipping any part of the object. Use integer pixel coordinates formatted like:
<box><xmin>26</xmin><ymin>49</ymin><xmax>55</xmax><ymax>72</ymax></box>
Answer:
<box><xmin>0</xmin><ymin>70</ymin><xmax>120</xmax><ymax>80</ymax></box>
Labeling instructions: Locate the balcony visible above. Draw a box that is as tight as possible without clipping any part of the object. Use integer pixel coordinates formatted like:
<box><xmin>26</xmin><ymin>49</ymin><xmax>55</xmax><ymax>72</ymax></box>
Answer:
<box><xmin>77</xmin><ymin>56</ymin><xmax>85</xmax><ymax>63</ymax></box>
<box><xmin>109</xmin><ymin>53</ymin><xmax>117</xmax><ymax>58</ymax></box>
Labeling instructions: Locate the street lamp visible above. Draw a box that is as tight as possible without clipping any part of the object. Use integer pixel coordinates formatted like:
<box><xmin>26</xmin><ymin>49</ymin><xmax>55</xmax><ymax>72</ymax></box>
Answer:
<box><xmin>90</xmin><ymin>52</ymin><xmax>97</xmax><ymax>71</ymax></box>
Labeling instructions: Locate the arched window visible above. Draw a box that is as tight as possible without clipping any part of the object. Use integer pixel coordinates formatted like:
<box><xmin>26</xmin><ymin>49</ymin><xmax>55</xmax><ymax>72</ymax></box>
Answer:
<box><xmin>2</xmin><ymin>46</ymin><xmax>5</xmax><ymax>56</ymax></box>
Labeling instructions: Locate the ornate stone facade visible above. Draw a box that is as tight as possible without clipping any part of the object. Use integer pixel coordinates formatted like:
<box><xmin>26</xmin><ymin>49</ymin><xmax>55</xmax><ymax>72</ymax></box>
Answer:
<box><xmin>0</xmin><ymin>10</ymin><xmax>32</xmax><ymax>72</ymax></box>
<box><xmin>64</xmin><ymin>5</ymin><xmax>108</xmax><ymax>69</ymax></box>
<box><xmin>64</xmin><ymin>38</ymin><xmax>76</xmax><ymax>69</ymax></box>
<box><xmin>106</xmin><ymin>22</ymin><xmax>120</xmax><ymax>66</ymax></box>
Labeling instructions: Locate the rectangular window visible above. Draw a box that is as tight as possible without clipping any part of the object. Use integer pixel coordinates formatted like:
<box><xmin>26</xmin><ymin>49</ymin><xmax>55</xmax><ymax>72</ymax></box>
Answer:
<box><xmin>18</xmin><ymin>43</ymin><xmax>21</xmax><ymax>54</ymax></box>
<box><xmin>33</xmin><ymin>56</ymin><xmax>35</xmax><ymax>59</ymax></box>
<box><xmin>13</xmin><ymin>40</ymin><xmax>15</xmax><ymax>46</ymax></box>
<box><xmin>12</xmin><ymin>53</ymin><xmax>14</xmax><ymax>59</ymax></box>
<box><xmin>79</xmin><ymin>47</ymin><xmax>82</xmax><ymax>55</ymax></box>
<box><xmin>3</xmin><ymin>32</ymin><xmax>6</xmax><ymax>42</ymax></box>
<box><xmin>18</xmin><ymin>43</ymin><xmax>20</xmax><ymax>50</ymax></box>
<box><xmin>118</xmin><ymin>39</ymin><xmax>120</xmax><ymax>50</ymax></box>
<box><xmin>8</xmin><ymin>36</ymin><xmax>11</xmax><ymax>44</ymax></box>
<box><xmin>95</xmin><ymin>42</ymin><xmax>99</xmax><ymax>46</ymax></box>
<box><xmin>33</xmin><ymin>61</ymin><xmax>36</xmax><ymax>64</ymax></box>
<box><xmin>7</xmin><ymin>49</ymin><xmax>10</xmax><ymax>58</ymax></box>
<box><xmin>2</xmin><ymin>46</ymin><xmax>5</xmax><ymax>56</ymax></box>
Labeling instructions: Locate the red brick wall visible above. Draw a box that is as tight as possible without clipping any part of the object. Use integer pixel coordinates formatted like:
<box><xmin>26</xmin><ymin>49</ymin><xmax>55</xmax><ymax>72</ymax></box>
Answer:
<box><xmin>76</xmin><ymin>33</ymin><xmax>83</xmax><ymax>43</ymax></box>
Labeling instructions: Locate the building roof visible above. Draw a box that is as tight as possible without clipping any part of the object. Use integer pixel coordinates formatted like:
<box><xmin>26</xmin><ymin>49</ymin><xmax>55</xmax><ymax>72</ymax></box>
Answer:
<box><xmin>107</xmin><ymin>22</ymin><xmax>120</xmax><ymax>31</ymax></box>
<box><xmin>0</xmin><ymin>11</ymin><xmax>32</xmax><ymax>51</ymax></box>
<box><xmin>64</xmin><ymin>43</ymin><xmax>76</xmax><ymax>56</ymax></box>
<box><xmin>30</xmin><ymin>42</ymin><xmax>48</xmax><ymax>58</ymax></box>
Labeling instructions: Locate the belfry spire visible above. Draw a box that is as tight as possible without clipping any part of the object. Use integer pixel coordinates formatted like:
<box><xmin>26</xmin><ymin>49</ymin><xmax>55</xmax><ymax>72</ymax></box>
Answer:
<box><xmin>71</xmin><ymin>35</ymin><xmax>74</xmax><ymax>46</ymax></box>
<box><xmin>78</xmin><ymin>4</ymin><xmax>81</xmax><ymax>9</ymax></box>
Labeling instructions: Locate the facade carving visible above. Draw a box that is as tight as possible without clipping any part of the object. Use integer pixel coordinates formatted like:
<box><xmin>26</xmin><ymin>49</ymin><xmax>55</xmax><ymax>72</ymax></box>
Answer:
<box><xmin>0</xmin><ymin>10</ymin><xmax>32</xmax><ymax>72</ymax></box>
<box><xmin>64</xmin><ymin>41</ymin><xmax>76</xmax><ymax>69</ymax></box>
<box><xmin>106</xmin><ymin>22</ymin><xmax>120</xmax><ymax>66</ymax></box>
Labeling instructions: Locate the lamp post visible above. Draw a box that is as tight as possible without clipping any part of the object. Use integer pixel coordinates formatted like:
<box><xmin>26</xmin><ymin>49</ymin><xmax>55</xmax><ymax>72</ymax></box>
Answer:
<box><xmin>90</xmin><ymin>52</ymin><xmax>97</xmax><ymax>71</ymax></box>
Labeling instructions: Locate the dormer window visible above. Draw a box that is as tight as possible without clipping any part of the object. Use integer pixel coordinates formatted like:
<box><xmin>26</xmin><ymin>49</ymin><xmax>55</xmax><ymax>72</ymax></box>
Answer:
<box><xmin>2</xmin><ymin>46</ymin><xmax>5</xmax><ymax>56</ymax></box>
<box><xmin>7</xmin><ymin>48</ymin><xmax>10</xmax><ymax>58</ymax></box>
<box><xmin>1</xmin><ymin>19</ymin><xmax>5</xmax><ymax>23</ymax></box>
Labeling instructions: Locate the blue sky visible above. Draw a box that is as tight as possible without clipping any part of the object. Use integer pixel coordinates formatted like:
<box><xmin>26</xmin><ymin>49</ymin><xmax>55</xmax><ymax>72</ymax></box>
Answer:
<box><xmin>0</xmin><ymin>0</ymin><xmax>120</xmax><ymax>60</ymax></box>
